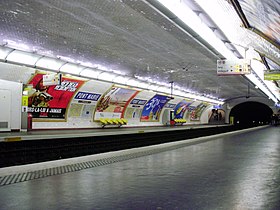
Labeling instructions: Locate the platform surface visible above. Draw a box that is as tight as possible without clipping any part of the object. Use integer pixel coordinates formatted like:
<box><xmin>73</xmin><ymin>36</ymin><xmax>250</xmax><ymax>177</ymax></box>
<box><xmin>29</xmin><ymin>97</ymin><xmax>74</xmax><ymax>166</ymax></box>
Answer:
<box><xmin>0</xmin><ymin>126</ymin><xmax>279</xmax><ymax>210</ymax></box>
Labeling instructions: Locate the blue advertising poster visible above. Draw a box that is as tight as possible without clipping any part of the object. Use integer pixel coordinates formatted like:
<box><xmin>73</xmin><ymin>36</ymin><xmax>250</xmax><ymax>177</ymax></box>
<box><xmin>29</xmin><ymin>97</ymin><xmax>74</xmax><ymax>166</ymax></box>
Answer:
<box><xmin>174</xmin><ymin>99</ymin><xmax>193</xmax><ymax>119</ymax></box>
<box><xmin>141</xmin><ymin>94</ymin><xmax>171</xmax><ymax>122</ymax></box>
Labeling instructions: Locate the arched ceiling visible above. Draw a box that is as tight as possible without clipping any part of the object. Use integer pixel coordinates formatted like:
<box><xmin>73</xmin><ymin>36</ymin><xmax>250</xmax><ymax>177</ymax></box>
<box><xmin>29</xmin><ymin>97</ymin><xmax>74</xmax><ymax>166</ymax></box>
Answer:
<box><xmin>0</xmin><ymin>0</ymin><xmax>279</xmax><ymax>105</ymax></box>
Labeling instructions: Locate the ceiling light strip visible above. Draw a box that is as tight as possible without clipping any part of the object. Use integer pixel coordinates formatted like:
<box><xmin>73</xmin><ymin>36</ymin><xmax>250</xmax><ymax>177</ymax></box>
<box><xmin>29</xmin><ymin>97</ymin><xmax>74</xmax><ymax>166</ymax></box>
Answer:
<box><xmin>0</xmin><ymin>46</ymin><xmax>223</xmax><ymax>104</ymax></box>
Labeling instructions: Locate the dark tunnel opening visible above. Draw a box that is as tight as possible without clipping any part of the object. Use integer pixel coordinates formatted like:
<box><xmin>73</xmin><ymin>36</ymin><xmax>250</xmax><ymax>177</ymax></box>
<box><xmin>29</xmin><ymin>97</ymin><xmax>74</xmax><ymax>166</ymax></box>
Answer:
<box><xmin>230</xmin><ymin>101</ymin><xmax>273</xmax><ymax>127</ymax></box>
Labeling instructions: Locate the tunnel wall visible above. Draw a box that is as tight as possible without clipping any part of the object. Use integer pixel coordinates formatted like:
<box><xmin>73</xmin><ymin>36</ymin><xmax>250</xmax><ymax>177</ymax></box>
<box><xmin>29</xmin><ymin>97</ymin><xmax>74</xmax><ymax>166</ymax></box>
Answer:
<box><xmin>223</xmin><ymin>99</ymin><xmax>277</xmax><ymax>124</ymax></box>
<box><xmin>228</xmin><ymin>101</ymin><xmax>274</xmax><ymax>126</ymax></box>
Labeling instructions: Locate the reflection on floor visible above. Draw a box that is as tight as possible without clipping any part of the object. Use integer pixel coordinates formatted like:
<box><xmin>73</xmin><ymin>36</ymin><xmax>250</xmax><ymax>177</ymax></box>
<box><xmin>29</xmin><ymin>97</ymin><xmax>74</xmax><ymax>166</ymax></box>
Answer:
<box><xmin>0</xmin><ymin>126</ymin><xmax>279</xmax><ymax>210</ymax></box>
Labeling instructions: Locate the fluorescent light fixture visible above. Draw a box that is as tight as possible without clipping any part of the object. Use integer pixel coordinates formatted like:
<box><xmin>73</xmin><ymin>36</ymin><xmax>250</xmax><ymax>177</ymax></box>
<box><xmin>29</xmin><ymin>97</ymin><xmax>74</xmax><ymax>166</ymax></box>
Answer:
<box><xmin>59</xmin><ymin>63</ymin><xmax>86</xmax><ymax>76</ymax></box>
<box><xmin>224</xmin><ymin>42</ymin><xmax>236</xmax><ymax>51</ymax></box>
<box><xmin>248</xmin><ymin>59</ymin><xmax>279</xmax><ymax>102</ymax></box>
<box><xmin>6</xmin><ymin>50</ymin><xmax>42</xmax><ymax>66</ymax></box>
<box><xmin>148</xmin><ymin>84</ymin><xmax>159</xmax><ymax>91</ymax></box>
<box><xmin>79</xmin><ymin>68</ymin><xmax>102</xmax><ymax>79</ymax></box>
<box><xmin>250</xmin><ymin>59</ymin><xmax>265</xmax><ymax>79</ymax></box>
<box><xmin>57</xmin><ymin>55</ymin><xmax>76</xmax><ymax>63</ymax></box>
<box><xmin>135</xmin><ymin>82</ymin><xmax>150</xmax><ymax>89</ymax></box>
<box><xmin>0</xmin><ymin>46</ymin><xmax>14</xmax><ymax>61</ymax></box>
<box><xmin>36</xmin><ymin>57</ymin><xmax>66</xmax><ymax>71</ymax></box>
<box><xmin>77</xmin><ymin>61</ymin><xmax>96</xmax><ymax>69</ymax></box>
<box><xmin>173</xmin><ymin>89</ymin><xmax>185</xmax><ymax>97</ymax></box>
<box><xmin>113</xmin><ymin>75</ymin><xmax>130</xmax><ymax>84</ymax></box>
<box><xmin>4</xmin><ymin>40</ymin><xmax>32</xmax><ymax>52</ymax></box>
<box><xmin>156</xmin><ymin>0</ymin><xmax>236</xmax><ymax>60</ymax></box>
<box><xmin>245</xmin><ymin>73</ymin><xmax>278</xmax><ymax>103</ymax></box>
<box><xmin>157</xmin><ymin>86</ymin><xmax>170</xmax><ymax>94</ymax></box>
<box><xmin>0</xmin><ymin>46</ymin><xmax>225</xmax><ymax>104</ymax></box>
<box><xmin>156</xmin><ymin>0</ymin><xmax>277</xmax><ymax>103</ymax></box>
<box><xmin>97</xmin><ymin>72</ymin><xmax>116</xmax><ymax>82</ymax></box>
<box><xmin>126</xmin><ymin>79</ymin><xmax>140</xmax><ymax>87</ymax></box>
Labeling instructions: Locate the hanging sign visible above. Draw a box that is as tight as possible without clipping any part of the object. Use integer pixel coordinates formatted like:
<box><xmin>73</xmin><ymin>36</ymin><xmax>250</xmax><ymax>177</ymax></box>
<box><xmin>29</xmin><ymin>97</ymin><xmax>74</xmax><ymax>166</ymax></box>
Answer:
<box><xmin>217</xmin><ymin>59</ymin><xmax>251</xmax><ymax>75</ymax></box>
<box><xmin>264</xmin><ymin>70</ymin><xmax>280</xmax><ymax>80</ymax></box>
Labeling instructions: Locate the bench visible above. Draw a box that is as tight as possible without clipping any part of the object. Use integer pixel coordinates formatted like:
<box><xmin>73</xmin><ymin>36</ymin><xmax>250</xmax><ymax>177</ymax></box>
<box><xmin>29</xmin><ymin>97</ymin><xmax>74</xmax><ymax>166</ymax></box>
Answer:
<box><xmin>99</xmin><ymin>118</ymin><xmax>128</xmax><ymax>128</ymax></box>
<box><xmin>174</xmin><ymin>118</ymin><xmax>187</xmax><ymax>125</ymax></box>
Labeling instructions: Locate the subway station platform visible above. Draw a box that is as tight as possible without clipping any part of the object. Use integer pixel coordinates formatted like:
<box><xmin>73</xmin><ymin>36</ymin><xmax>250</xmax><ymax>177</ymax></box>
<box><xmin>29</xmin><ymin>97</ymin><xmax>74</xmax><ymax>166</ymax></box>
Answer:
<box><xmin>0</xmin><ymin>124</ymin><xmax>226</xmax><ymax>141</ymax></box>
<box><xmin>0</xmin><ymin>125</ymin><xmax>279</xmax><ymax>210</ymax></box>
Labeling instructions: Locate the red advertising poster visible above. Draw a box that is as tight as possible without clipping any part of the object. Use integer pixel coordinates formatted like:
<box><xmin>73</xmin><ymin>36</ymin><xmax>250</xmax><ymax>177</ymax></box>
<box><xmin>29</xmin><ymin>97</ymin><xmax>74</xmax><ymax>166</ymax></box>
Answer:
<box><xmin>27</xmin><ymin>73</ymin><xmax>85</xmax><ymax>120</ymax></box>
<box><xmin>94</xmin><ymin>85</ymin><xmax>139</xmax><ymax>120</ymax></box>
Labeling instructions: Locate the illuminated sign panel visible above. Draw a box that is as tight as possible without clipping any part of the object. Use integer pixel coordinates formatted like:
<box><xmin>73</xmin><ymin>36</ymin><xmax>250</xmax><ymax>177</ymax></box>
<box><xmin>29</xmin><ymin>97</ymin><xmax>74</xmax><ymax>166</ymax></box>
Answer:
<box><xmin>217</xmin><ymin>59</ymin><xmax>251</xmax><ymax>75</ymax></box>
<box><xmin>264</xmin><ymin>70</ymin><xmax>280</xmax><ymax>80</ymax></box>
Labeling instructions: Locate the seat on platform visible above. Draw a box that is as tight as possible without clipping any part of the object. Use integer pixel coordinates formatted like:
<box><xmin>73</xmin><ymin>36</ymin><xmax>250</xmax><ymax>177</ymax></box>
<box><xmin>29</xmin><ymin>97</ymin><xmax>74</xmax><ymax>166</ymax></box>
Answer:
<box><xmin>99</xmin><ymin>118</ymin><xmax>128</xmax><ymax>128</ymax></box>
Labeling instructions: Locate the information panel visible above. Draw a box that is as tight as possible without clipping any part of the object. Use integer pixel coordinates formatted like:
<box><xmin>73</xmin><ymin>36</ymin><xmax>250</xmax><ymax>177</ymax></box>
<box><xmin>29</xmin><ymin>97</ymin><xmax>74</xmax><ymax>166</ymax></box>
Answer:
<box><xmin>217</xmin><ymin>59</ymin><xmax>251</xmax><ymax>75</ymax></box>
<box><xmin>264</xmin><ymin>70</ymin><xmax>280</xmax><ymax>80</ymax></box>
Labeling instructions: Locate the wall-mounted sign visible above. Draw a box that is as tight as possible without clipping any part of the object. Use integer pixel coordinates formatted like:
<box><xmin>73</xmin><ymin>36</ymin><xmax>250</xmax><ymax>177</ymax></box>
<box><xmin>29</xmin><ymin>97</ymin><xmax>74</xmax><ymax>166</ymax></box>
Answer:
<box><xmin>141</xmin><ymin>94</ymin><xmax>171</xmax><ymax>122</ymax></box>
<box><xmin>74</xmin><ymin>91</ymin><xmax>101</xmax><ymax>101</ymax></box>
<box><xmin>94</xmin><ymin>85</ymin><xmax>139</xmax><ymax>120</ymax></box>
<box><xmin>43</xmin><ymin>73</ymin><xmax>62</xmax><ymax>86</ymax></box>
<box><xmin>130</xmin><ymin>99</ymin><xmax>147</xmax><ymax>106</ymax></box>
<box><xmin>165</xmin><ymin>103</ymin><xmax>176</xmax><ymax>109</ymax></box>
<box><xmin>264</xmin><ymin>70</ymin><xmax>280</xmax><ymax>80</ymax></box>
<box><xmin>27</xmin><ymin>73</ymin><xmax>85</xmax><ymax>119</ymax></box>
<box><xmin>190</xmin><ymin>102</ymin><xmax>209</xmax><ymax>121</ymax></box>
<box><xmin>213</xmin><ymin>104</ymin><xmax>222</xmax><ymax>109</ymax></box>
<box><xmin>174</xmin><ymin>99</ymin><xmax>193</xmax><ymax>119</ymax></box>
<box><xmin>21</xmin><ymin>95</ymin><xmax>28</xmax><ymax>112</ymax></box>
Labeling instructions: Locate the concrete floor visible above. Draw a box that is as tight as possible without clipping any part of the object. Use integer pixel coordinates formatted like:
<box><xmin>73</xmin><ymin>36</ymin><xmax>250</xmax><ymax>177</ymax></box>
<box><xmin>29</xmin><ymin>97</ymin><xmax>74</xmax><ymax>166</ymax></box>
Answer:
<box><xmin>0</xmin><ymin>126</ymin><xmax>279</xmax><ymax>210</ymax></box>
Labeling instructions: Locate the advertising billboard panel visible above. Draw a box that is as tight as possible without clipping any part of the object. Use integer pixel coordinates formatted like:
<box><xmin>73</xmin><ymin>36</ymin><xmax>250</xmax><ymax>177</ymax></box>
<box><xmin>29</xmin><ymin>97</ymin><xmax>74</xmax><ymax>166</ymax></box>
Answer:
<box><xmin>141</xmin><ymin>94</ymin><xmax>171</xmax><ymax>122</ymax></box>
<box><xmin>27</xmin><ymin>73</ymin><xmax>85</xmax><ymax>120</ymax></box>
<box><xmin>94</xmin><ymin>85</ymin><xmax>139</xmax><ymax>120</ymax></box>
<box><xmin>173</xmin><ymin>99</ymin><xmax>193</xmax><ymax>119</ymax></box>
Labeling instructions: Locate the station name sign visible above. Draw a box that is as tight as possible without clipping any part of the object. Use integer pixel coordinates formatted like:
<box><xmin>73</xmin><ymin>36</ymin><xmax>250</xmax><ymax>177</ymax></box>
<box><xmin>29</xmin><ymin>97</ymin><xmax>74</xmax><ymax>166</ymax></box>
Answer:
<box><xmin>74</xmin><ymin>91</ymin><xmax>101</xmax><ymax>101</ymax></box>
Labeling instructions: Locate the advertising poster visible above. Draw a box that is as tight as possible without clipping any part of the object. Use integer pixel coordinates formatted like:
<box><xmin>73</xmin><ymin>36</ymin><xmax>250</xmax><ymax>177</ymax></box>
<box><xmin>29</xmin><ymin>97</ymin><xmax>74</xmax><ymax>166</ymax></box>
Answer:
<box><xmin>208</xmin><ymin>109</ymin><xmax>225</xmax><ymax>124</ymax></box>
<box><xmin>94</xmin><ymin>85</ymin><xmax>139</xmax><ymax>120</ymax></box>
<box><xmin>141</xmin><ymin>94</ymin><xmax>171</xmax><ymax>122</ymax></box>
<box><xmin>68</xmin><ymin>103</ymin><xmax>83</xmax><ymax>117</ymax></box>
<box><xmin>27</xmin><ymin>73</ymin><xmax>85</xmax><ymax>120</ymax></box>
<box><xmin>190</xmin><ymin>102</ymin><xmax>209</xmax><ymax>121</ymax></box>
<box><xmin>173</xmin><ymin>99</ymin><xmax>193</xmax><ymax>119</ymax></box>
<box><xmin>124</xmin><ymin>98</ymin><xmax>147</xmax><ymax>119</ymax></box>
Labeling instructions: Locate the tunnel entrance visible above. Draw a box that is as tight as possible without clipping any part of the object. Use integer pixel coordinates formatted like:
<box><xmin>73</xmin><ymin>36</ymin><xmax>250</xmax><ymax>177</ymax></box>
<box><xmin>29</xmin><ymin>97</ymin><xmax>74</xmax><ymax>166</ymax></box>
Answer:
<box><xmin>230</xmin><ymin>101</ymin><xmax>273</xmax><ymax>126</ymax></box>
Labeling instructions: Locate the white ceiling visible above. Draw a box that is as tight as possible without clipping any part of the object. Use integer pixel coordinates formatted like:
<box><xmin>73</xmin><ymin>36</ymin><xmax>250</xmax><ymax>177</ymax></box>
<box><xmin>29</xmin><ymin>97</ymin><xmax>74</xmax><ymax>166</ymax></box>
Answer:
<box><xmin>0</xmin><ymin>0</ymin><xmax>279</xmax><ymax>105</ymax></box>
